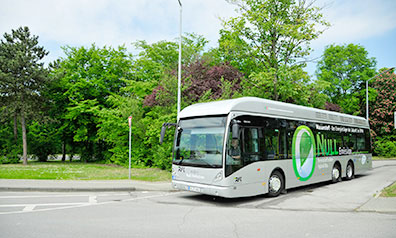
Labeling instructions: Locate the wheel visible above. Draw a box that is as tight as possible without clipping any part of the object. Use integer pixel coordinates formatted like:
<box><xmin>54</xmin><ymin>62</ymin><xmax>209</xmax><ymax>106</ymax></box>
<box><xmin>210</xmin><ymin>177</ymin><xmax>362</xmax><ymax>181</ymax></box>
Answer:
<box><xmin>268</xmin><ymin>170</ymin><xmax>284</xmax><ymax>197</ymax></box>
<box><xmin>345</xmin><ymin>162</ymin><xmax>354</xmax><ymax>180</ymax></box>
<box><xmin>332</xmin><ymin>164</ymin><xmax>341</xmax><ymax>183</ymax></box>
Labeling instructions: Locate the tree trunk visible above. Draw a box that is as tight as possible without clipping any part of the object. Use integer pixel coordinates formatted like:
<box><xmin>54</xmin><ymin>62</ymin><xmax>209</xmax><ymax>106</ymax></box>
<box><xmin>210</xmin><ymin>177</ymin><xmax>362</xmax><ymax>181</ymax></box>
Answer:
<box><xmin>61</xmin><ymin>140</ymin><xmax>66</xmax><ymax>162</ymax></box>
<box><xmin>13</xmin><ymin>113</ymin><xmax>18</xmax><ymax>142</ymax></box>
<box><xmin>273</xmin><ymin>74</ymin><xmax>279</xmax><ymax>101</ymax></box>
<box><xmin>21</xmin><ymin>112</ymin><xmax>28</xmax><ymax>165</ymax></box>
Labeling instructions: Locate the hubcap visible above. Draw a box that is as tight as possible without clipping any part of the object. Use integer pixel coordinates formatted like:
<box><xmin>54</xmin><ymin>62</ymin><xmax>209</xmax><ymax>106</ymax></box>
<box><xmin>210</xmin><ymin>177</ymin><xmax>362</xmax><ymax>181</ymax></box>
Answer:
<box><xmin>347</xmin><ymin>165</ymin><xmax>353</xmax><ymax>178</ymax></box>
<box><xmin>269</xmin><ymin>176</ymin><xmax>281</xmax><ymax>192</ymax></box>
<box><xmin>332</xmin><ymin>167</ymin><xmax>340</xmax><ymax>180</ymax></box>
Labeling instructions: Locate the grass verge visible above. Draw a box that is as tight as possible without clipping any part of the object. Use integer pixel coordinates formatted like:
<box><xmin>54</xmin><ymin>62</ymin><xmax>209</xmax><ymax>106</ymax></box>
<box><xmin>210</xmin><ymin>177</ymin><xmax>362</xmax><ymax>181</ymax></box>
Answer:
<box><xmin>372</xmin><ymin>156</ymin><xmax>396</xmax><ymax>160</ymax></box>
<box><xmin>0</xmin><ymin>162</ymin><xmax>171</xmax><ymax>181</ymax></box>
<box><xmin>380</xmin><ymin>182</ymin><xmax>396</xmax><ymax>197</ymax></box>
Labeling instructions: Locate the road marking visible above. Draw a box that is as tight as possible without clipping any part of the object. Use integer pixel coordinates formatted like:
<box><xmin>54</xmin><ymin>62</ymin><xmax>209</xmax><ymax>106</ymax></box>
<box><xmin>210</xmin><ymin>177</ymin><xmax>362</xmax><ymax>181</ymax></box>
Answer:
<box><xmin>89</xmin><ymin>196</ymin><xmax>97</xmax><ymax>203</ymax></box>
<box><xmin>0</xmin><ymin>192</ymin><xmax>179</xmax><ymax>215</ymax></box>
<box><xmin>23</xmin><ymin>205</ymin><xmax>36</xmax><ymax>212</ymax></box>
<box><xmin>0</xmin><ymin>193</ymin><xmax>131</xmax><ymax>199</ymax></box>
<box><xmin>0</xmin><ymin>203</ymin><xmax>87</xmax><ymax>208</ymax></box>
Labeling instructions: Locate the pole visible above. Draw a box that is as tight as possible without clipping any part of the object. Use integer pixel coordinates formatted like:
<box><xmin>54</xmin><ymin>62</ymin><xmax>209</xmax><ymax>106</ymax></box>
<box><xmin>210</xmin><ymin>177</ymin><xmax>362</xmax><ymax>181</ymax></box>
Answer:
<box><xmin>366</xmin><ymin>80</ymin><xmax>369</xmax><ymax>120</ymax></box>
<box><xmin>128</xmin><ymin>116</ymin><xmax>132</xmax><ymax>180</ymax></box>
<box><xmin>177</xmin><ymin>0</ymin><xmax>182</xmax><ymax>121</ymax></box>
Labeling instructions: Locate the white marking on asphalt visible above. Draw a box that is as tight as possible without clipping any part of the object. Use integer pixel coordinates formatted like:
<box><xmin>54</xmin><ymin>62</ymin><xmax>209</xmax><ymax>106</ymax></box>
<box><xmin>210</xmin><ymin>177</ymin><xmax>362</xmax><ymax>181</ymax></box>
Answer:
<box><xmin>0</xmin><ymin>193</ymin><xmax>131</xmax><ymax>199</ymax></box>
<box><xmin>0</xmin><ymin>192</ymin><xmax>180</xmax><ymax>215</ymax></box>
<box><xmin>89</xmin><ymin>196</ymin><xmax>97</xmax><ymax>204</ymax></box>
<box><xmin>0</xmin><ymin>203</ymin><xmax>87</xmax><ymax>208</ymax></box>
<box><xmin>23</xmin><ymin>205</ymin><xmax>36</xmax><ymax>212</ymax></box>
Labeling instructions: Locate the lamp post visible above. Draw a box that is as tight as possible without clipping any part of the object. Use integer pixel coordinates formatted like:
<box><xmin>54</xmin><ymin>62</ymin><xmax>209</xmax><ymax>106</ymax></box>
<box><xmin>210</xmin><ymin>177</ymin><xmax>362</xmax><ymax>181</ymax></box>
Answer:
<box><xmin>177</xmin><ymin>0</ymin><xmax>182</xmax><ymax>121</ymax></box>
<box><xmin>366</xmin><ymin>67</ymin><xmax>395</xmax><ymax>120</ymax></box>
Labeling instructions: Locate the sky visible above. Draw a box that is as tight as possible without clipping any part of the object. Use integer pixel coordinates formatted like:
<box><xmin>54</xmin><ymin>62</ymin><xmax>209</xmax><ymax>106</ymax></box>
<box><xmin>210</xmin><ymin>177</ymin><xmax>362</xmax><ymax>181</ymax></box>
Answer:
<box><xmin>1</xmin><ymin>0</ymin><xmax>396</xmax><ymax>77</ymax></box>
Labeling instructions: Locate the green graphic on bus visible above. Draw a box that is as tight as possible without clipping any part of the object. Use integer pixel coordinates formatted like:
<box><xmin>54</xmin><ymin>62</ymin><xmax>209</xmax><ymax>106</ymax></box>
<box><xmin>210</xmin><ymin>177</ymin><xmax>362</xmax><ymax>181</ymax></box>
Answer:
<box><xmin>292</xmin><ymin>126</ymin><xmax>316</xmax><ymax>181</ymax></box>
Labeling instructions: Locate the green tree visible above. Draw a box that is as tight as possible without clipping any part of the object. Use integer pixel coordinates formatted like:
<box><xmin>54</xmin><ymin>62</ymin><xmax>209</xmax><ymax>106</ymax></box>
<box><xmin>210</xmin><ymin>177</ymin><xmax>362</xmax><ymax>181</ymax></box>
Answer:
<box><xmin>220</xmin><ymin>0</ymin><xmax>329</xmax><ymax>101</ymax></box>
<box><xmin>316</xmin><ymin>43</ymin><xmax>376</xmax><ymax>114</ymax></box>
<box><xmin>132</xmin><ymin>33</ymin><xmax>208</xmax><ymax>82</ymax></box>
<box><xmin>53</xmin><ymin>45</ymin><xmax>133</xmax><ymax>162</ymax></box>
<box><xmin>0</xmin><ymin>26</ymin><xmax>49</xmax><ymax>165</ymax></box>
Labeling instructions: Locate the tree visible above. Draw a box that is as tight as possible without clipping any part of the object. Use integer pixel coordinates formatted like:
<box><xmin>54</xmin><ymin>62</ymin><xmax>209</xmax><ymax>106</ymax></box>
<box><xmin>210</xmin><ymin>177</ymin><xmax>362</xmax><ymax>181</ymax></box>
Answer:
<box><xmin>132</xmin><ymin>33</ymin><xmax>208</xmax><ymax>82</ymax></box>
<box><xmin>144</xmin><ymin>60</ymin><xmax>244</xmax><ymax>107</ymax></box>
<box><xmin>220</xmin><ymin>0</ymin><xmax>329</xmax><ymax>101</ymax></box>
<box><xmin>370</xmin><ymin>69</ymin><xmax>396</xmax><ymax>136</ymax></box>
<box><xmin>0</xmin><ymin>26</ymin><xmax>49</xmax><ymax>165</ymax></box>
<box><xmin>52</xmin><ymin>45</ymin><xmax>134</xmax><ymax>162</ymax></box>
<box><xmin>316</xmin><ymin>43</ymin><xmax>376</xmax><ymax>114</ymax></box>
<box><xmin>369</xmin><ymin>69</ymin><xmax>396</xmax><ymax>157</ymax></box>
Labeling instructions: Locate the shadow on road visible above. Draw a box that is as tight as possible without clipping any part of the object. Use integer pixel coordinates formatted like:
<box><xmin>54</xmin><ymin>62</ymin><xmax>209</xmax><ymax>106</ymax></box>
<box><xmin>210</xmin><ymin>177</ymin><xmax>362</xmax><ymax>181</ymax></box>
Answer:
<box><xmin>178</xmin><ymin>175</ymin><xmax>369</xmax><ymax>207</ymax></box>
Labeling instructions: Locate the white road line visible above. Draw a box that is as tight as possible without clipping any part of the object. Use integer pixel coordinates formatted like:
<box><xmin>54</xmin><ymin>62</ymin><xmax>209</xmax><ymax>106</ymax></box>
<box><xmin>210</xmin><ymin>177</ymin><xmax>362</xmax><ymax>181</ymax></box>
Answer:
<box><xmin>89</xmin><ymin>196</ymin><xmax>97</xmax><ymax>204</ymax></box>
<box><xmin>0</xmin><ymin>192</ymin><xmax>180</xmax><ymax>215</ymax></box>
<box><xmin>22</xmin><ymin>205</ymin><xmax>36</xmax><ymax>212</ymax></box>
<box><xmin>0</xmin><ymin>203</ymin><xmax>87</xmax><ymax>208</ymax></box>
<box><xmin>0</xmin><ymin>193</ymin><xmax>131</xmax><ymax>199</ymax></box>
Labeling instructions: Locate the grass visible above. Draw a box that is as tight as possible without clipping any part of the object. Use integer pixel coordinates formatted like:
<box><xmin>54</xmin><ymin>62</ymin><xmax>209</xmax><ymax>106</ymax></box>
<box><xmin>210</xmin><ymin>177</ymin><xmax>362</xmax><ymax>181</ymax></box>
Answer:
<box><xmin>0</xmin><ymin>161</ymin><xmax>171</xmax><ymax>182</ymax></box>
<box><xmin>372</xmin><ymin>156</ymin><xmax>396</xmax><ymax>160</ymax></box>
<box><xmin>380</xmin><ymin>182</ymin><xmax>396</xmax><ymax>197</ymax></box>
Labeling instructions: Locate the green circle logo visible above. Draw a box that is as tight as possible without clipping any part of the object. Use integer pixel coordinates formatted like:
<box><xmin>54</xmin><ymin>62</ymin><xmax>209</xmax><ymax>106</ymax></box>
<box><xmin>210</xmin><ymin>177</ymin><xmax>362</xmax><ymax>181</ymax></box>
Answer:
<box><xmin>292</xmin><ymin>125</ymin><xmax>316</xmax><ymax>181</ymax></box>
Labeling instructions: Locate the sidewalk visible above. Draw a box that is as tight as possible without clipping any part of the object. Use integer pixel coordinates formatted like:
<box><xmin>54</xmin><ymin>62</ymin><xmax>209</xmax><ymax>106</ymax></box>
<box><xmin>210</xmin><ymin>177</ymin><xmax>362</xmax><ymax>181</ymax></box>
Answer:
<box><xmin>0</xmin><ymin>179</ymin><xmax>175</xmax><ymax>192</ymax></box>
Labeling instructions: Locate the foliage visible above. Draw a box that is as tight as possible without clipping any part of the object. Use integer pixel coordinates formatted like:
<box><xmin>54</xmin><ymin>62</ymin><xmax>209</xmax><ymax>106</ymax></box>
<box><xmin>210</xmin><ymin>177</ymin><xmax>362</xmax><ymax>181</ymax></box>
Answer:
<box><xmin>220</xmin><ymin>0</ymin><xmax>329</xmax><ymax>100</ymax></box>
<box><xmin>0</xmin><ymin>26</ymin><xmax>49</xmax><ymax>164</ymax></box>
<box><xmin>374</xmin><ymin>136</ymin><xmax>396</xmax><ymax>158</ymax></box>
<box><xmin>132</xmin><ymin>33</ymin><xmax>208</xmax><ymax>82</ymax></box>
<box><xmin>28</xmin><ymin>121</ymin><xmax>61</xmax><ymax>162</ymax></box>
<box><xmin>144</xmin><ymin>60</ymin><xmax>244</xmax><ymax>107</ymax></box>
<box><xmin>52</xmin><ymin>45</ymin><xmax>133</xmax><ymax>162</ymax></box>
<box><xmin>370</xmin><ymin>70</ymin><xmax>396</xmax><ymax>136</ymax></box>
<box><xmin>316</xmin><ymin>43</ymin><xmax>376</xmax><ymax>114</ymax></box>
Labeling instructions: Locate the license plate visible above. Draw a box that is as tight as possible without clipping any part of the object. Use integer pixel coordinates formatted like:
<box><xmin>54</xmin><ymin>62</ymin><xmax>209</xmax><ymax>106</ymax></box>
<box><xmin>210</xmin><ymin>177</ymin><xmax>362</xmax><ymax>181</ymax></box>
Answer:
<box><xmin>187</xmin><ymin>186</ymin><xmax>201</xmax><ymax>192</ymax></box>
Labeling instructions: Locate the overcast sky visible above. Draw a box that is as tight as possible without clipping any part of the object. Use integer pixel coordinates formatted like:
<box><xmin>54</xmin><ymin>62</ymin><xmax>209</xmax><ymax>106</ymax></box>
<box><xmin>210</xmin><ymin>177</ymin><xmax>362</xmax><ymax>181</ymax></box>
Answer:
<box><xmin>1</xmin><ymin>0</ymin><xmax>396</xmax><ymax>77</ymax></box>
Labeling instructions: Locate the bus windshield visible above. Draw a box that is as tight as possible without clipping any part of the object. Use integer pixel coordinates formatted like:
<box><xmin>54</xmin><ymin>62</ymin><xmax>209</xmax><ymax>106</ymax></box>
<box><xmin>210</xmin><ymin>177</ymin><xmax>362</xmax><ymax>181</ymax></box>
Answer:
<box><xmin>173</xmin><ymin>116</ymin><xmax>226</xmax><ymax>168</ymax></box>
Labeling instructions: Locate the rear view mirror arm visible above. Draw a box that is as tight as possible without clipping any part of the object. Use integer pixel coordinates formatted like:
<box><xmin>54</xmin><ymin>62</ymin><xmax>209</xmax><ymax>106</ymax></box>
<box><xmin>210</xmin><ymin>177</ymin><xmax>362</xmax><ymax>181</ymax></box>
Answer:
<box><xmin>159</xmin><ymin>123</ymin><xmax>177</xmax><ymax>144</ymax></box>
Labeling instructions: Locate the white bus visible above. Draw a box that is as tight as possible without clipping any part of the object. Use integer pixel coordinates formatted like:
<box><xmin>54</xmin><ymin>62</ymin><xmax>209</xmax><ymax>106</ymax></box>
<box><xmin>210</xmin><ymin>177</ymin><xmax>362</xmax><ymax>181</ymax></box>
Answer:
<box><xmin>160</xmin><ymin>97</ymin><xmax>372</xmax><ymax>198</ymax></box>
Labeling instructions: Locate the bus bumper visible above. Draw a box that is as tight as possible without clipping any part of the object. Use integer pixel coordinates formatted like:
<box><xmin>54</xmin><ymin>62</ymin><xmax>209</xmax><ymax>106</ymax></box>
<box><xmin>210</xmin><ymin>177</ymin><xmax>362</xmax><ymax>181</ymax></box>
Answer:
<box><xmin>172</xmin><ymin>180</ymin><xmax>235</xmax><ymax>198</ymax></box>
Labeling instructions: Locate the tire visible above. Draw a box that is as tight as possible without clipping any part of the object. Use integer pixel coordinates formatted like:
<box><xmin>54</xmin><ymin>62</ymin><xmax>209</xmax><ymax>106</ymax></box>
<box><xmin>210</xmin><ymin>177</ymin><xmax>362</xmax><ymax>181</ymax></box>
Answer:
<box><xmin>332</xmin><ymin>163</ymin><xmax>341</xmax><ymax>183</ymax></box>
<box><xmin>345</xmin><ymin>161</ymin><xmax>354</xmax><ymax>180</ymax></box>
<box><xmin>268</xmin><ymin>170</ymin><xmax>284</xmax><ymax>197</ymax></box>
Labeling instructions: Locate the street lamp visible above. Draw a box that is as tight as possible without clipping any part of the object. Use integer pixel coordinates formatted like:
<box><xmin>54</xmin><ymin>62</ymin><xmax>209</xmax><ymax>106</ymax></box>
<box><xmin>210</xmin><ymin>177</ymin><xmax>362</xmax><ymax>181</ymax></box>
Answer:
<box><xmin>366</xmin><ymin>67</ymin><xmax>395</xmax><ymax>120</ymax></box>
<box><xmin>177</xmin><ymin>0</ymin><xmax>182</xmax><ymax>121</ymax></box>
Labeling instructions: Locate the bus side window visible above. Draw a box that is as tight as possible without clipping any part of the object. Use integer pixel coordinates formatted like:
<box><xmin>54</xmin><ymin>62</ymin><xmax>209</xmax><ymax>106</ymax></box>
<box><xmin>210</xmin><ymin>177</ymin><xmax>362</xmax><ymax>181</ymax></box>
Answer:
<box><xmin>264</xmin><ymin>129</ymin><xmax>279</xmax><ymax>159</ymax></box>
<box><xmin>343</xmin><ymin>133</ymin><xmax>357</xmax><ymax>152</ymax></box>
<box><xmin>357</xmin><ymin>133</ymin><xmax>366</xmax><ymax>152</ymax></box>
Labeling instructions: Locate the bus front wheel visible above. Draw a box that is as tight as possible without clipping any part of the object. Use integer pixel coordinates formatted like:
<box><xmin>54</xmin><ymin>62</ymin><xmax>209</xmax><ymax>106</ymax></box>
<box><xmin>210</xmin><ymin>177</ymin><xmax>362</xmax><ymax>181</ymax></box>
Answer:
<box><xmin>268</xmin><ymin>170</ymin><xmax>284</xmax><ymax>197</ymax></box>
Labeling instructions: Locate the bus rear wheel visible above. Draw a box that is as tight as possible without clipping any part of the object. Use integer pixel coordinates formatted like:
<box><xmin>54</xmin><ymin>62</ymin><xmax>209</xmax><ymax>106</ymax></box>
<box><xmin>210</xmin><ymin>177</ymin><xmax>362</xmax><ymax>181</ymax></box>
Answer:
<box><xmin>268</xmin><ymin>171</ymin><xmax>284</xmax><ymax>197</ymax></box>
<box><xmin>346</xmin><ymin>162</ymin><xmax>354</xmax><ymax>180</ymax></box>
<box><xmin>332</xmin><ymin>164</ymin><xmax>341</xmax><ymax>183</ymax></box>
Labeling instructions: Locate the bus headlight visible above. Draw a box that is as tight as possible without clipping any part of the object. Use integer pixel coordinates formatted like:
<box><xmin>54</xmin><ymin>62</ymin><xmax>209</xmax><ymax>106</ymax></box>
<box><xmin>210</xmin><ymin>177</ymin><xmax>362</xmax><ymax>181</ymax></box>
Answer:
<box><xmin>213</xmin><ymin>170</ymin><xmax>223</xmax><ymax>182</ymax></box>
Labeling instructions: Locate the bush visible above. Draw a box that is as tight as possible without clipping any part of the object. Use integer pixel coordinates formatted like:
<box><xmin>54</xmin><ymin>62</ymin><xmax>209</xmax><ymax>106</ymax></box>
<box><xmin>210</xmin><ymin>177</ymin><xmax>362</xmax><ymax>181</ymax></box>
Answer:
<box><xmin>0</xmin><ymin>145</ymin><xmax>21</xmax><ymax>164</ymax></box>
<box><xmin>374</xmin><ymin>137</ymin><xmax>396</xmax><ymax>157</ymax></box>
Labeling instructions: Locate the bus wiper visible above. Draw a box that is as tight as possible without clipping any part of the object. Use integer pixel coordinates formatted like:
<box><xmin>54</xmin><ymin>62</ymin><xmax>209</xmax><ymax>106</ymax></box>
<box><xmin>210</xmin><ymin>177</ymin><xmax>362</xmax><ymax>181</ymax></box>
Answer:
<box><xmin>197</xmin><ymin>159</ymin><xmax>217</xmax><ymax>168</ymax></box>
<box><xmin>177</xmin><ymin>155</ymin><xmax>185</xmax><ymax>165</ymax></box>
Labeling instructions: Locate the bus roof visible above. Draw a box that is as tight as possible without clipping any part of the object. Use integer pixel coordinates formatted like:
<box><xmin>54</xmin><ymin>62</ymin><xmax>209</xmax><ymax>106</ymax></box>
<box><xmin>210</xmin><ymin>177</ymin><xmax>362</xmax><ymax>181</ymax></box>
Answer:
<box><xmin>179</xmin><ymin>97</ymin><xmax>369</xmax><ymax>128</ymax></box>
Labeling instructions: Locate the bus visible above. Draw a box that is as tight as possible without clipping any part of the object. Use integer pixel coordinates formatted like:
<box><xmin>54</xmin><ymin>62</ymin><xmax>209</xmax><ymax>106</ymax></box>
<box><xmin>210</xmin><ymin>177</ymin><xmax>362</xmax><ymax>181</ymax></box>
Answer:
<box><xmin>160</xmin><ymin>97</ymin><xmax>372</xmax><ymax>198</ymax></box>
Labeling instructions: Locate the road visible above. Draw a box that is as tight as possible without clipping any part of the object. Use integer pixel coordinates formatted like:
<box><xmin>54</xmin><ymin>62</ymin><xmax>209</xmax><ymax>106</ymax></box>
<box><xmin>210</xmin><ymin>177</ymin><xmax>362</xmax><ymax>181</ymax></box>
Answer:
<box><xmin>1</xmin><ymin>161</ymin><xmax>396</xmax><ymax>238</ymax></box>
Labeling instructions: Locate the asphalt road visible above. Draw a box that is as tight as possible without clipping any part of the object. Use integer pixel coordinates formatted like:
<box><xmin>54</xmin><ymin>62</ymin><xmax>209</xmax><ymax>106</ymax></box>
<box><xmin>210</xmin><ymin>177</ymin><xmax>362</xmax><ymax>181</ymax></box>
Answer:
<box><xmin>1</xmin><ymin>162</ymin><xmax>396</xmax><ymax>238</ymax></box>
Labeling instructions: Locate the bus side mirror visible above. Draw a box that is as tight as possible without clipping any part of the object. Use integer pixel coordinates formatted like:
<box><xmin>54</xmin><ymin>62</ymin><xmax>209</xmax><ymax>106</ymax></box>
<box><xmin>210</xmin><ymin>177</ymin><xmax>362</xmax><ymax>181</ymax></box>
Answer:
<box><xmin>232</xmin><ymin>123</ymin><xmax>239</xmax><ymax>139</ymax></box>
<box><xmin>160</xmin><ymin>123</ymin><xmax>177</xmax><ymax>144</ymax></box>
